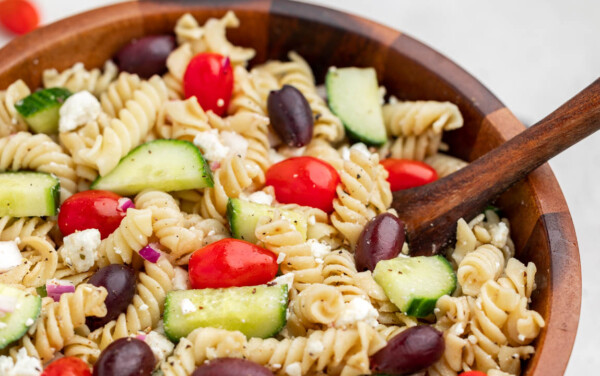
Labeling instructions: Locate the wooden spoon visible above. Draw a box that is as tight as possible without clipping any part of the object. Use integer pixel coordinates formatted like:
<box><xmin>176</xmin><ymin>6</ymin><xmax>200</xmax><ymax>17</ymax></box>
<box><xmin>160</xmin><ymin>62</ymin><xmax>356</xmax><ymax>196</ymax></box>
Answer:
<box><xmin>393</xmin><ymin>79</ymin><xmax>600</xmax><ymax>256</ymax></box>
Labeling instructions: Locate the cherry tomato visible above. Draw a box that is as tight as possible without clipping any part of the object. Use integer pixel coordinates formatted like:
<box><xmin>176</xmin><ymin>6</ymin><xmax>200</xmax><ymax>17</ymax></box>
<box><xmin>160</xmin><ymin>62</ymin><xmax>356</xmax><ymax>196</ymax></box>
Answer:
<box><xmin>380</xmin><ymin>158</ymin><xmax>438</xmax><ymax>191</ymax></box>
<box><xmin>183</xmin><ymin>53</ymin><xmax>233</xmax><ymax>116</ymax></box>
<box><xmin>188</xmin><ymin>238</ymin><xmax>278</xmax><ymax>289</ymax></box>
<box><xmin>42</xmin><ymin>357</ymin><xmax>91</xmax><ymax>376</ymax></box>
<box><xmin>58</xmin><ymin>190</ymin><xmax>128</xmax><ymax>239</ymax></box>
<box><xmin>265</xmin><ymin>156</ymin><xmax>339</xmax><ymax>212</ymax></box>
<box><xmin>0</xmin><ymin>0</ymin><xmax>39</xmax><ymax>35</ymax></box>
<box><xmin>459</xmin><ymin>372</ymin><xmax>487</xmax><ymax>376</ymax></box>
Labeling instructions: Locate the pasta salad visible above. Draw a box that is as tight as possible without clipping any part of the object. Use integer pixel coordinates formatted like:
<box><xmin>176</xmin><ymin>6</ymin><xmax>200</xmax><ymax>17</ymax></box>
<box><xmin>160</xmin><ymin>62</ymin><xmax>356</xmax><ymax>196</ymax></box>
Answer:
<box><xmin>0</xmin><ymin>11</ymin><xmax>544</xmax><ymax>376</ymax></box>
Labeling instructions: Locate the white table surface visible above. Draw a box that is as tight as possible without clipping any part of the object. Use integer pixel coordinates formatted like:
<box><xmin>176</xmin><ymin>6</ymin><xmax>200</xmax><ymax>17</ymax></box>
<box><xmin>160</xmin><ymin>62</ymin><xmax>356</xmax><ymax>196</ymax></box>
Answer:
<box><xmin>1</xmin><ymin>1</ymin><xmax>597</xmax><ymax>374</ymax></box>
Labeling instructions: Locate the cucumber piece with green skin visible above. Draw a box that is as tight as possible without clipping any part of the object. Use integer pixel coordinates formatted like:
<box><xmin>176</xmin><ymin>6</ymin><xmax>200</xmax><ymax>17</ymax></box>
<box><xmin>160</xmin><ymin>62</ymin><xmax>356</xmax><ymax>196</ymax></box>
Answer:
<box><xmin>14</xmin><ymin>87</ymin><xmax>72</xmax><ymax>134</ymax></box>
<box><xmin>0</xmin><ymin>172</ymin><xmax>60</xmax><ymax>217</ymax></box>
<box><xmin>227</xmin><ymin>198</ymin><xmax>307</xmax><ymax>244</ymax></box>
<box><xmin>326</xmin><ymin>67</ymin><xmax>387</xmax><ymax>145</ymax></box>
<box><xmin>373</xmin><ymin>255</ymin><xmax>456</xmax><ymax>318</ymax></box>
<box><xmin>164</xmin><ymin>284</ymin><xmax>288</xmax><ymax>341</ymax></box>
<box><xmin>91</xmin><ymin>140</ymin><xmax>214</xmax><ymax>196</ymax></box>
<box><xmin>0</xmin><ymin>284</ymin><xmax>42</xmax><ymax>349</ymax></box>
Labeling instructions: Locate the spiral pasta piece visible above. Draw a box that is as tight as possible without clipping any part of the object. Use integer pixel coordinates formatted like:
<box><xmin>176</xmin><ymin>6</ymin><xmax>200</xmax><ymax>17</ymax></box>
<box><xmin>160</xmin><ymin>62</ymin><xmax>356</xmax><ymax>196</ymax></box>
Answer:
<box><xmin>255</xmin><ymin>212</ymin><xmax>323</xmax><ymax>293</ymax></box>
<box><xmin>304</xmin><ymin>138</ymin><xmax>344</xmax><ymax>170</ymax></box>
<box><xmin>162</xmin><ymin>322</ymin><xmax>386</xmax><ymax>376</ymax></box>
<box><xmin>287</xmin><ymin>284</ymin><xmax>344</xmax><ymax>336</ymax></box>
<box><xmin>64</xmin><ymin>334</ymin><xmax>101</xmax><ymax>365</ymax></box>
<box><xmin>0</xmin><ymin>217</ymin><xmax>55</xmax><ymax>242</ymax></box>
<box><xmin>504</xmin><ymin>297</ymin><xmax>545</xmax><ymax>346</ymax></box>
<box><xmin>425</xmin><ymin>153</ymin><xmax>469</xmax><ymax>178</ymax></box>
<box><xmin>382</xmin><ymin>100</ymin><xmax>463</xmax><ymax>137</ymax></box>
<box><xmin>0</xmin><ymin>79</ymin><xmax>30</xmax><ymax>137</ymax></box>
<box><xmin>378</xmin><ymin>129</ymin><xmax>443</xmax><ymax>161</ymax></box>
<box><xmin>497</xmin><ymin>258</ymin><xmax>537</xmax><ymax>300</ymax></box>
<box><xmin>229</xmin><ymin>65</ymin><xmax>269</xmax><ymax>115</ymax></box>
<box><xmin>42</xmin><ymin>61</ymin><xmax>118</xmax><ymax>97</ymax></box>
<box><xmin>100</xmin><ymin>72</ymin><xmax>142</xmax><ymax>117</ymax></box>
<box><xmin>78</xmin><ymin>75</ymin><xmax>168</xmax><ymax>176</ymax></box>
<box><xmin>321</xmin><ymin>250</ymin><xmax>366</xmax><ymax>304</ymax></box>
<box><xmin>199</xmin><ymin>154</ymin><xmax>259</xmax><ymax>223</ymax></box>
<box><xmin>156</xmin><ymin>96</ymin><xmax>212</xmax><ymax>141</ymax></box>
<box><xmin>96</xmin><ymin>208</ymin><xmax>153</xmax><ymax>267</ymax></box>
<box><xmin>21</xmin><ymin>284</ymin><xmax>108</xmax><ymax>362</ymax></box>
<box><xmin>134</xmin><ymin>190</ymin><xmax>205</xmax><ymax>264</ymax></box>
<box><xmin>0</xmin><ymin>132</ymin><xmax>77</xmax><ymax>202</ymax></box>
<box><xmin>458</xmin><ymin>244</ymin><xmax>505</xmax><ymax>296</ymax></box>
<box><xmin>224</xmin><ymin>111</ymin><xmax>271</xmax><ymax>176</ymax></box>
<box><xmin>89</xmin><ymin>257</ymin><xmax>175</xmax><ymax>349</ymax></box>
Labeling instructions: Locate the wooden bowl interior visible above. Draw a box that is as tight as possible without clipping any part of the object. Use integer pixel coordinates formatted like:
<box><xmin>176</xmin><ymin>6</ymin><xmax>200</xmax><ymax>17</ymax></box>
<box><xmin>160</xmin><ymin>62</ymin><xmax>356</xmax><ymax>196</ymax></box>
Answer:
<box><xmin>0</xmin><ymin>1</ymin><xmax>581</xmax><ymax>375</ymax></box>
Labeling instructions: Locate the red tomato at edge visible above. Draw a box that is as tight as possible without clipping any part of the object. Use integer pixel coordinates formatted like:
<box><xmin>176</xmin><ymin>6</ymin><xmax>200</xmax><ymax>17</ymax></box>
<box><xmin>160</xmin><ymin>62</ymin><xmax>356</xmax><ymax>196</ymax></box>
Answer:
<box><xmin>380</xmin><ymin>158</ymin><xmax>438</xmax><ymax>191</ymax></box>
<box><xmin>188</xmin><ymin>238</ymin><xmax>278</xmax><ymax>289</ymax></box>
<box><xmin>266</xmin><ymin>156</ymin><xmax>340</xmax><ymax>213</ymax></box>
<box><xmin>183</xmin><ymin>52</ymin><xmax>234</xmax><ymax>116</ymax></box>
<box><xmin>459</xmin><ymin>372</ymin><xmax>487</xmax><ymax>376</ymax></box>
<box><xmin>0</xmin><ymin>0</ymin><xmax>39</xmax><ymax>35</ymax></box>
<box><xmin>42</xmin><ymin>357</ymin><xmax>91</xmax><ymax>376</ymax></box>
<box><xmin>58</xmin><ymin>190</ymin><xmax>127</xmax><ymax>239</ymax></box>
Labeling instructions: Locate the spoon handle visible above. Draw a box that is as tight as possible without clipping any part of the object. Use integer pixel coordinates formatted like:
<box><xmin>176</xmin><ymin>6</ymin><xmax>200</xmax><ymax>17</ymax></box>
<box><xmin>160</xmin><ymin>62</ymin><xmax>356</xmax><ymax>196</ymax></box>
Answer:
<box><xmin>394</xmin><ymin>78</ymin><xmax>600</xmax><ymax>255</ymax></box>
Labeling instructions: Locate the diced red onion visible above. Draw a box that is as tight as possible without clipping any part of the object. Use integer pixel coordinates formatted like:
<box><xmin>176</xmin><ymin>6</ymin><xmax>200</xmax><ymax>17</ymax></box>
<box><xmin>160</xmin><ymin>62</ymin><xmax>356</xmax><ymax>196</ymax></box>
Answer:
<box><xmin>139</xmin><ymin>243</ymin><xmax>161</xmax><ymax>263</ymax></box>
<box><xmin>46</xmin><ymin>282</ymin><xmax>75</xmax><ymax>302</ymax></box>
<box><xmin>0</xmin><ymin>295</ymin><xmax>17</xmax><ymax>314</ymax></box>
<box><xmin>210</xmin><ymin>161</ymin><xmax>221</xmax><ymax>171</ymax></box>
<box><xmin>136</xmin><ymin>334</ymin><xmax>147</xmax><ymax>341</ymax></box>
<box><xmin>118</xmin><ymin>197</ymin><xmax>135</xmax><ymax>212</ymax></box>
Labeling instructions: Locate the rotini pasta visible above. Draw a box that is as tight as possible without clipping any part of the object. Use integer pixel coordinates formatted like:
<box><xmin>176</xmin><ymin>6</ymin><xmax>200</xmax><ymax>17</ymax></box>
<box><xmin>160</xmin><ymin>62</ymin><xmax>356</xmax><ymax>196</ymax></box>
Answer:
<box><xmin>382</xmin><ymin>100</ymin><xmax>463</xmax><ymax>137</ymax></box>
<box><xmin>42</xmin><ymin>61</ymin><xmax>118</xmax><ymax>97</ymax></box>
<box><xmin>0</xmin><ymin>216</ymin><xmax>55</xmax><ymax>242</ymax></box>
<box><xmin>287</xmin><ymin>283</ymin><xmax>344</xmax><ymax>336</ymax></box>
<box><xmin>425</xmin><ymin>153</ymin><xmax>469</xmax><ymax>178</ymax></box>
<box><xmin>99</xmin><ymin>72</ymin><xmax>142</xmax><ymax>117</ymax></box>
<box><xmin>0</xmin><ymin>80</ymin><xmax>30</xmax><ymax>137</ymax></box>
<box><xmin>457</xmin><ymin>244</ymin><xmax>505</xmax><ymax>296</ymax></box>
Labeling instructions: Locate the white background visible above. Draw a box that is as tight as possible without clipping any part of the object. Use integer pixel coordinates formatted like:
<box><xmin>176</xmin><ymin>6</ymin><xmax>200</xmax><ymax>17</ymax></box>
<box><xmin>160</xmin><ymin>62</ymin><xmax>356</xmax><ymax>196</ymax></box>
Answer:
<box><xmin>1</xmin><ymin>0</ymin><xmax>597</xmax><ymax>373</ymax></box>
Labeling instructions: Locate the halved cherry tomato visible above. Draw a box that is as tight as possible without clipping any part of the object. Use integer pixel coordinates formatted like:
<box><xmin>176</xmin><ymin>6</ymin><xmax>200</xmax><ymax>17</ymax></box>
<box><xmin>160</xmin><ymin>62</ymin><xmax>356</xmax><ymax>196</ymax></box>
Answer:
<box><xmin>380</xmin><ymin>158</ymin><xmax>438</xmax><ymax>191</ymax></box>
<box><xmin>265</xmin><ymin>156</ymin><xmax>339</xmax><ymax>213</ymax></box>
<box><xmin>183</xmin><ymin>52</ymin><xmax>233</xmax><ymax>116</ymax></box>
<box><xmin>42</xmin><ymin>357</ymin><xmax>91</xmax><ymax>376</ymax></box>
<box><xmin>0</xmin><ymin>0</ymin><xmax>39</xmax><ymax>35</ymax></box>
<box><xmin>188</xmin><ymin>238</ymin><xmax>278</xmax><ymax>289</ymax></box>
<box><xmin>58</xmin><ymin>190</ymin><xmax>128</xmax><ymax>239</ymax></box>
<box><xmin>459</xmin><ymin>372</ymin><xmax>487</xmax><ymax>376</ymax></box>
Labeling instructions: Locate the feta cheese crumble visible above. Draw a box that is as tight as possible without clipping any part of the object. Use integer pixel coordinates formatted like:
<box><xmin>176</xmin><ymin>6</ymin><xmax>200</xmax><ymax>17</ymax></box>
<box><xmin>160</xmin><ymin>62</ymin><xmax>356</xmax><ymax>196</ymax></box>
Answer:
<box><xmin>59</xmin><ymin>91</ymin><xmax>101</xmax><ymax>132</ymax></box>
<box><xmin>60</xmin><ymin>229</ymin><xmax>101</xmax><ymax>273</ymax></box>
<box><xmin>193</xmin><ymin>129</ymin><xmax>248</xmax><ymax>163</ymax></box>
<box><xmin>276</xmin><ymin>253</ymin><xmax>286</xmax><ymax>264</ymax></box>
<box><xmin>306</xmin><ymin>337</ymin><xmax>324</xmax><ymax>355</ymax></box>
<box><xmin>144</xmin><ymin>331</ymin><xmax>175</xmax><ymax>364</ymax></box>
<box><xmin>341</xmin><ymin>143</ymin><xmax>372</xmax><ymax>161</ymax></box>
<box><xmin>335</xmin><ymin>297</ymin><xmax>379</xmax><ymax>328</ymax></box>
<box><xmin>172</xmin><ymin>267</ymin><xmax>191</xmax><ymax>291</ymax></box>
<box><xmin>242</xmin><ymin>191</ymin><xmax>274</xmax><ymax>206</ymax></box>
<box><xmin>307</xmin><ymin>239</ymin><xmax>331</xmax><ymax>263</ymax></box>
<box><xmin>0</xmin><ymin>241</ymin><xmax>22</xmax><ymax>272</ymax></box>
<box><xmin>180</xmin><ymin>298</ymin><xmax>197</xmax><ymax>315</ymax></box>
<box><xmin>285</xmin><ymin>362</ymin><xmax>302</xmax><ymax>376</ymax></box>
<box><xmin>0</xmin><ymin>348</ymin><xmax>43</xmax><ymax>376</ymax></box>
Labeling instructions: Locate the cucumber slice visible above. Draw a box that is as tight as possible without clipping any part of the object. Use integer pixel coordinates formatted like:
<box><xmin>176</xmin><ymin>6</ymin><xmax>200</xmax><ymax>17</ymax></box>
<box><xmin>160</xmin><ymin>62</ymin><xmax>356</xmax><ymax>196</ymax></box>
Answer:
<box><xmin>91</xmin><ymin>140</ymin><xmax>213</xmax><ymax>196</ymax></box>
<box><xmin>164</xmin><ymin>284</ymin><xmax>288</xmax><ymax>341</ymax></box>
<box><xmin>0</xmin><ymin>284</ymin><xmax>42</xmax><ymax>349</ymax></box>
<box><xmin>0</xmin><ymin>172</ymin><xmax>60</xmax><ymax>217</ymax></box>
<box><xmin>14</xmin><ymin>88</ymin><xmax>72</xmax><ymax>134</ymax></box>
<box><xmin>373</xmin><ymin>255</ymin><xmax>456</xmax><ymax>317</ymax></box>
<box><xmin>227</xmin><ymin>198</ymin><xmax>307</xmax><ymax>244</ymax></box>
<box><xmin>326</xmin><ymin>67</ymin><xmax>387</xmax><ymax>145</ymax></box>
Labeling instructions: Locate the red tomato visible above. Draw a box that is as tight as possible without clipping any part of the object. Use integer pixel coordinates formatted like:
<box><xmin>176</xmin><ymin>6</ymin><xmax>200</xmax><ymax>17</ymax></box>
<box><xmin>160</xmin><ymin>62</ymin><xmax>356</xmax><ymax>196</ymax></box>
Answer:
<box><xmin>42</xmin><ymin>357</ymin><xmax>91</xmax><ymax>376</ymax></box>
<box><xmin>380</xmin><ymin>158</ymin><xmax>438</xmax><ymax>191</ymax></box>
<box><xmin>58</xmin><ymin>190</ymin><xmax>128</xmax><ymax>239</ymax></box>
<box><xmin>183</xmin><ymin>53</ymin><xmax>233</xmax><ymax>116</ymax></box>
<box><xmin>0</xmin><ymin>0</ymin><xmax>39</xmax><ymax>35</ymax></box>
<box><xmin>459</xmin><ymin>372</ymin><xmax>487</xmax><ymax>376</ymax></box>
<box><xmin>265</xmin><ymin>156</ymin><xmax>339</xmax><ymax>212</ymax></box>
<box><xmin>188</xmin><ymin>238</ymin><xmax>278</xmax><ymax>289</ymax></box>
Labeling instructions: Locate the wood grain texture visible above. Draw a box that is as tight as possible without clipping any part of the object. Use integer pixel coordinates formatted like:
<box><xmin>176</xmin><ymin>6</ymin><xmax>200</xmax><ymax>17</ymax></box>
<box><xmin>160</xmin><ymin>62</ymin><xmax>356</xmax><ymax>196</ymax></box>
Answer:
<box><xmin>0</xmin><ymin>1</ymin><xmax>581</xmax><ymax>375</ymax></box>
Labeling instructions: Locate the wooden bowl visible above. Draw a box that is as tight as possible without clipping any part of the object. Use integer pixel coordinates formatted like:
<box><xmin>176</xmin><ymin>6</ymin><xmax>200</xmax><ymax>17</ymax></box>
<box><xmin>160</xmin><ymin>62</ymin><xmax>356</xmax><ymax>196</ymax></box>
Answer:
<box><xmin>0</xmin><ymin>1</ymin><xmax>581</xmax><ymax>374</ymax></box>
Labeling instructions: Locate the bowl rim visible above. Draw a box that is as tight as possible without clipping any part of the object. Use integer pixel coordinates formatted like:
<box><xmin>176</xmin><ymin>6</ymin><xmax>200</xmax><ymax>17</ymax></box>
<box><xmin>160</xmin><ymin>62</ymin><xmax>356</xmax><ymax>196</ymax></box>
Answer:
<box><xmin>0</xmin><ymin>1</ymin><xmax>582</xmax><ymax>375</ymax></box>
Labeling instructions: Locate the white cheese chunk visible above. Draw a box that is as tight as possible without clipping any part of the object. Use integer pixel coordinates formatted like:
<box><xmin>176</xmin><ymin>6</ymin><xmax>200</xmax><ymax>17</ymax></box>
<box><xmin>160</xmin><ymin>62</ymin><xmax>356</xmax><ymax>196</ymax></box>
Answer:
<box><xmin>0</xmin><ymin>241</ymin><xmax>22</xmax><ymax>272</ymax></box>
<box><xmin>59</xmin><ymin>91</ymin><xmax>101</xmax><ymax>132</ymax></box>
<box><xmin>194</xmin><ymin>129</ymin><xmax>249</xmax><ymax>163</ymax></box>
<box><xmin>221</xmin><ymin>131</ymin><xmax>249</xmax><ymax>157</ymax></box>
<box><xmin>60</xmin><ymin>229</ymin><xmax>101</xmax><ymax>273</ymax></box>
<box><xmin>306</xmin><ymin>337</ymin><xmax>324</xmax><ymax>355</ymax></box>
<box><xmin>0</xmin><ymin>348</ymin><xmax>43</xmax><ymax>376</ymax></box>
<box><xmin>306</xmin><ymin>239</ymin><xmax>331</xmax><ymax>263</ymax></box>
<box><xmin>180</xmin><ymin>298</ymin><xmax>197</xmax><ymax>315</ymax></box>
<box><xmin>172</xmin><ymin>267</ymin><xmax>191</xmax><ymax>291</ymax></box>
<box><xmin>285</xmin><ymin>362</ymin><xmax>302</xmax><ymax>376</ymax></box>
<box><xmin>272</xmin><ymin>273</ymin><xmax>295</xmax><ymax>289</ymax></box>
<box><xmin>241</xmin><ymin>191</ymin><xmax>273</xmax><ymax>206</ymax></box>
<box><xmin>335</xmin><ymin>297</ymin><xmax>379</xmax><ymax>328</ymax></box>
<box><xmin>145</xmin><ymin>331</ymin><xmax>174</xmax><ymax>364</ymax></box>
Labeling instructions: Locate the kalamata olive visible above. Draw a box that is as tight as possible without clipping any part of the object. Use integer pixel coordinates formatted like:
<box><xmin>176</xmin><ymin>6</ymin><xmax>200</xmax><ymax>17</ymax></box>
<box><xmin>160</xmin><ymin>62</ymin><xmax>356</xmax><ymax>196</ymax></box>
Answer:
<box><xmin>371</xmin><ymin>325</ymin><xmax>444</xmax><ymax>374</ymax></box>
<box><xmin>191</xmin><ymin>358</ymin><xmax>274</xmax><ymax>376</ymax></box>
<box><xmin>86</xmin><ymin>264</ymin><xmax>136</xmax><ymax>330</ymax></box>
<box><xmin>114</xmin><ymin>35</ymin><xmax>176</xmax><ymax>78</ymax></box>
<box><xmin>93</xmin><ymin>337</ymin><xmax>154</xmax><ymax>376</ymax></box>
<box><xmin>267</xmin><ymin>84</ymin><xmax>314</xmax><ymax>147</ymax></box>
<box><xmin>355</xmin><ymin>213</ymin><xmax>405</xmax><ymax>271</ymax></box>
